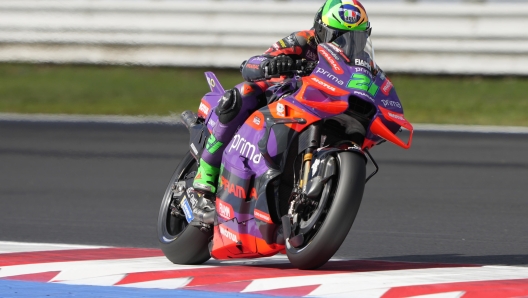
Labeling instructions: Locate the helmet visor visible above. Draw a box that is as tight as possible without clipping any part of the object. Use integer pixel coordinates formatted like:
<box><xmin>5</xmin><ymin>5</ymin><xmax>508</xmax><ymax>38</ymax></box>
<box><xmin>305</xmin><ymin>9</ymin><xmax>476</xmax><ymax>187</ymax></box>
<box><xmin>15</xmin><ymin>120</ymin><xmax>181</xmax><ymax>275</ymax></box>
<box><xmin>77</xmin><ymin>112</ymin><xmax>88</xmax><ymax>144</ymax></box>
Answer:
<box><xmin>314</xmin><ymin>21</ymin><xmax>347</xmax><ymax>44</ymax></box>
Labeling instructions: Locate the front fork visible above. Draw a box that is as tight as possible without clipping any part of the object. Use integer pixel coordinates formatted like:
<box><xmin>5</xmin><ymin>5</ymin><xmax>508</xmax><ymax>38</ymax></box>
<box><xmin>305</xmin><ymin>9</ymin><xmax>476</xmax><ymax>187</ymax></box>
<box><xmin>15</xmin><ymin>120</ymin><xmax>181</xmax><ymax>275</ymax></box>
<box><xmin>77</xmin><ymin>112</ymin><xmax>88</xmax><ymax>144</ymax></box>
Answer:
<box><xmin>298</xmin><ymin>123</ymin><xmax>322</xmax><ymax>192</ymax></box>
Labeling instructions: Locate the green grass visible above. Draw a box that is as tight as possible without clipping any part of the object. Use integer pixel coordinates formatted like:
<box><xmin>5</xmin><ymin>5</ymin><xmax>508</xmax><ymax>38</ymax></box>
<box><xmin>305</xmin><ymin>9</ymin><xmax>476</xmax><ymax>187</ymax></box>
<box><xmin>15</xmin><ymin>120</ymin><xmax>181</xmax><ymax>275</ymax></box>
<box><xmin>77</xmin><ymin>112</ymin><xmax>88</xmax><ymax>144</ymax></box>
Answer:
<box><xmin>0</xmin><ymin>63</ymin><xmax>527</xmax><ymax>126</ymax></box>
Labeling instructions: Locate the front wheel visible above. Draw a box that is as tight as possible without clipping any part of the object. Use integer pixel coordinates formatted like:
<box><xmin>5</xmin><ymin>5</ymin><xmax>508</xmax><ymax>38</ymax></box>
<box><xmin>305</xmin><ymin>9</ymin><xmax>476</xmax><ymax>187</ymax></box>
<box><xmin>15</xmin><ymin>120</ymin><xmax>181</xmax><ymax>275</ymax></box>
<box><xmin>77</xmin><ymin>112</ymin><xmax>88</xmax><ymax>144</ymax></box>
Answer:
<box><xmin>286</xmin><ymin>152</ymin><xmax>366</xmax><ymax>269</ymax></box>
<box><xmin>157</xmin><ymin>151</ymin><xmax>212</xmax><ymax>265</ymax></box>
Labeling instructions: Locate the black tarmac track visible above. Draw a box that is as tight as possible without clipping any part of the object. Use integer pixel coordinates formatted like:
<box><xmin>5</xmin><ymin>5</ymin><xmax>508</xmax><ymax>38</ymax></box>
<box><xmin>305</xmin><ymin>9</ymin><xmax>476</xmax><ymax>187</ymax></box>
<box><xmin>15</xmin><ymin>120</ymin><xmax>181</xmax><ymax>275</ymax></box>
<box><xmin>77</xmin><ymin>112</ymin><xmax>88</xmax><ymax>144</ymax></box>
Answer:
<box><xmin>1</xmin><ymin>121</ymin><xmax>527</xmax><ymax>266</ymax></box>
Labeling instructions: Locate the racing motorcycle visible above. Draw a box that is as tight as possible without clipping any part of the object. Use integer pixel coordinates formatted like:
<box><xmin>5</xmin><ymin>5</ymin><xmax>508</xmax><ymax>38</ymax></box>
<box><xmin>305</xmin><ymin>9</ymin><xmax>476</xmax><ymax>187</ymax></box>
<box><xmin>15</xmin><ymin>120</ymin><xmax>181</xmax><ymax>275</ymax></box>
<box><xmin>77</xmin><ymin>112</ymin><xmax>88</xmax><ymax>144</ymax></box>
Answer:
<box><xmin>157</xmin><ymin>31</ymin><xmax>413</xmax><ymax>270</ymax></box>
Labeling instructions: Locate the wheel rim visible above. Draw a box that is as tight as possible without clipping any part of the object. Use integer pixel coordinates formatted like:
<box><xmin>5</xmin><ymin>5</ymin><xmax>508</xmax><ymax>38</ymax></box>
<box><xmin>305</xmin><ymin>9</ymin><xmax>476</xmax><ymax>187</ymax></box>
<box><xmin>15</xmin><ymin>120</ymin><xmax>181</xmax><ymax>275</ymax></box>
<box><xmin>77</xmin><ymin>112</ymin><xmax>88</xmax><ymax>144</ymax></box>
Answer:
<box><xmin>158</xmin><ymin>157</ymin><xmax>197</xmax><ymax>243</ymax></box>
<box><xmin>288</xmin><ymin>159</ymin><xmax>339</xmax><ymax>252</ymax></box>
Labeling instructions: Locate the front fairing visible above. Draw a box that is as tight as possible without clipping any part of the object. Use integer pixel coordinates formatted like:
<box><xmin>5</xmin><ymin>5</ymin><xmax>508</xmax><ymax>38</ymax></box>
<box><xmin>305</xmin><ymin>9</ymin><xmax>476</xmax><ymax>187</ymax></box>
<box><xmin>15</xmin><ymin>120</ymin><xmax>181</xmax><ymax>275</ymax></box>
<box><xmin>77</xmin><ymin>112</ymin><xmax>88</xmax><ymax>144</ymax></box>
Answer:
<box><xmin>284</xmin><ymin>33</ymin><xmax>411</xmax><ymax>149</ymax></box>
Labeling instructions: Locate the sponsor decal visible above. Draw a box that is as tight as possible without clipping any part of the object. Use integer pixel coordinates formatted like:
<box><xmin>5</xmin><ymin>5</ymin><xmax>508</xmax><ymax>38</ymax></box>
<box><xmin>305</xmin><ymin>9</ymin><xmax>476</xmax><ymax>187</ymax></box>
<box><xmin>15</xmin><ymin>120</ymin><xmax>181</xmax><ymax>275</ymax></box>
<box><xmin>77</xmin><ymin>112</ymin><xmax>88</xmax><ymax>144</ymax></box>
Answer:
<box><xmin>219</xmin><ymin>226</ymin><xmax>238</xmax><ymax>243</ymax></box>
<box><xmin>251</xmin><ymin>56</ymin><xmax>267</xmax><ymax>62</ymax></box>
<box><xmin>216</xmin><ymin>199</ymin><xmax>234</xmax><ymax>220</ymax></box>
<box><xmin>228</xmin><ymin>134</ymin><xmax>262</xmax><ymax>164</ymax></box>
<box><xmin>186</xmin><ymin>187</ymin><xmax>198</xmax><ymax>208</ymax></box>
<box><xmin>220</xmin><ymin>177</ymin><xmax>244</xmax><ymax>198</ymax></box>
<box><xmin>246</xmin><ymin>111</ymin><xmax>264</xmax><ymax>131</ymax></box>
<box><xmin>306</xmin><ymin>50</ymin><xmax>317</xmax><ymax>61</ymax></box>
<box><xmin>381</xmin><ymin>79</ymin><xmax>394</xmax><ymax>96</ymax></box>
<box><xmin>179</xmin><ymin>197</ymin><xmax>194</xmax><ymax>223</ymax></box>
<box><xmin>254</xmin><ymin>209</ymin><xmax>273</xmax><ymax>223</ymax></box>
<box><xmin>311</xmin><ymin>76</ymin><xmax>337</xmax><ymax>92</ymax></box>
<box><xmin>353</xmin><ymin>90</ymin><xmax>375</xmax><ymax>102</ymax></box>
<box><xmin>327</xmin><ymin>43</ymin><xmax>342</xmax><ymax>53</ymax></box>
<box><xmin>388</xmin><ymin>111</ymin><xmax>406</xmax><ymax>121</ymax></box>
<box><xmin>320</xmin><ymin>44</ymin><xmax>341</xmax><ymax>61</ymax></box>
<box><xmin>348</xmin><ymin>144</ymin><xmax>362</xmax><ymax>152</ymax></box>
<box><xmin>318</xmin><ymin>47</ymin><xmax>344</xmax><ymax>74</ymax></box>
<box><xmin>285</xmin><ymin>35</ymin><xmax>296</xmax><ymax>46</ymax></box>
<box><xmin>381</xmin><ymin>99</ymin><xmax>401</xmax><ymax>109</ymax></box>
<box><xmin>246</xmin><ymin>64</ymin><xmax>260</xmax><ymax>70</ymax></box>
<box><xmin>328</xmin><ymin>43</ymin><xmax>350</xmax><ymax>62</ymax></box>
<box><xmin>198</xmin><ymin>102</ymin><xmax>210</xmax><ymax>117</ymax></box>
<box><xmin>355</xmin><ymin>67</ymin><xmax>372</xmax><ymax>76</ymax></box>
<box><xmin>190</xmin><ymin>143</ymin><xmax>198</xmax><ymax>155</ymax></box>
<box><xmin>355</xmin><ymin>59</ymin><xmax>371</xmax><ymax>71</ymax></box>
<box><xmin>342</xmin><ymin>8</ymin><xmax>360</xmax><ymax>23</ymax></box>
<box><xmin>253</xmin><ymin>115</ymin><xmax>261</xmax><ymax>126</ymax></box>
<box><xmin>206</xmin><ymin>76</ymin><xmax>216</xmax><ymax>88</ymax></box>
<box><xmin>279</xmin><ymin>40</ymin><xmax>287</xmax><ymax>48</ymax></box>
<box><xmin>277</xmin><ymin>103</ymin><xmax>285</xmax><ymax>117</ymax></box>
<box><xmin>315</xmin><ymin>67</ymin><xmax>345</xmax><ymax>85</ymax></box>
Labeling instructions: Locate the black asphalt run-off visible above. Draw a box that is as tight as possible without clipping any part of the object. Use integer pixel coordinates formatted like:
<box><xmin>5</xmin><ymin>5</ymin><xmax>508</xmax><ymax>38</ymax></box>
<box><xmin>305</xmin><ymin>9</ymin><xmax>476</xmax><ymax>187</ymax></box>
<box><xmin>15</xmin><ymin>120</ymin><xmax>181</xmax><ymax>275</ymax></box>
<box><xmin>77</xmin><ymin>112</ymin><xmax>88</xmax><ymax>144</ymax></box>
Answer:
<box><xmin>1</xmin><ymin>121</ymin><xmax>527</xmax><ymax>266</ymax></box>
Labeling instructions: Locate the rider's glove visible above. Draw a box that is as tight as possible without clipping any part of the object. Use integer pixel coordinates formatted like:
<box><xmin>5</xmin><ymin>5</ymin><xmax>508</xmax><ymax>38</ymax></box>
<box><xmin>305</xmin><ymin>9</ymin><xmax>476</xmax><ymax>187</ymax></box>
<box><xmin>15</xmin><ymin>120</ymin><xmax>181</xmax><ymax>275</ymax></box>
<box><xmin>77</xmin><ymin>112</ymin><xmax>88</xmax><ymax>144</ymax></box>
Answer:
<box><xmin>267</xmin><ymin>55</ymin><xmax>294</xmax><ymax>76</ymax></box>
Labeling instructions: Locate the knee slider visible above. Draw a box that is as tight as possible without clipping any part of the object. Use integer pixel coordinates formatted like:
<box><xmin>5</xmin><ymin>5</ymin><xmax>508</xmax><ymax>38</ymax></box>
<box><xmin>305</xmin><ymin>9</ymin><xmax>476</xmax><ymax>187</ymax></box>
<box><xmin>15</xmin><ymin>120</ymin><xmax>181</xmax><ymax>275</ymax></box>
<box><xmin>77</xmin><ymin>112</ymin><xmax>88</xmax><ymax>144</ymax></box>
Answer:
<box><xmin>215</xmin><ymin>88</ymin><xmax>243</xmax><ymax>124</ymax></box>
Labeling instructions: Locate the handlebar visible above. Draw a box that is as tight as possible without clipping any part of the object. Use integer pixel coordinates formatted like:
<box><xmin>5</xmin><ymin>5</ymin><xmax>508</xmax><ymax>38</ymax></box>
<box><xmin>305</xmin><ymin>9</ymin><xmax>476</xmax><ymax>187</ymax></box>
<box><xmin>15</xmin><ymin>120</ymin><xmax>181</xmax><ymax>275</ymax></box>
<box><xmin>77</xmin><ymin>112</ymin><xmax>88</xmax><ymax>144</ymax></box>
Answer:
<box><xmin>263</xmin><ymin>59</ymin><xmax>318</xmax><ymax>80</ymax></box>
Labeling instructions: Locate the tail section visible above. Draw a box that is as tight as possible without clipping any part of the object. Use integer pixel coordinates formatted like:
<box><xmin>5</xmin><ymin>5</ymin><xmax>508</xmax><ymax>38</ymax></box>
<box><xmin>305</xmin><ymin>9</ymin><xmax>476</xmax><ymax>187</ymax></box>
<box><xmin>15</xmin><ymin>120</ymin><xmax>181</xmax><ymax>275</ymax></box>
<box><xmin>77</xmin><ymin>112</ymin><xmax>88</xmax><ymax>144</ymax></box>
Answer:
<box><xmin>204</xmin><ymin>72</ymin><xmax>225</xmax><ymax>95</ymax></box>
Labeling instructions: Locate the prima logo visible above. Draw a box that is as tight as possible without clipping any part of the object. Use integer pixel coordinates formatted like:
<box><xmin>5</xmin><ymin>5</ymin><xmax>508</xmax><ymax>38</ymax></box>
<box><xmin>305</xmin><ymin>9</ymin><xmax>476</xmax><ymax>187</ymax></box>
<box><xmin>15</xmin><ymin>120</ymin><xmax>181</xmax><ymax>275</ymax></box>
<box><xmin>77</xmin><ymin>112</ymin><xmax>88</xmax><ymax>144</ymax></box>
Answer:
<box><xmin>228</xmin><ymin>134</ymin><xmax>262</xmax><ymax>164</ymax></box>
<box><xmin>315</xmin><ymin>67</ymin><xmax>344</xmax><ymax>85</ymax></box>
<box><xmin>355</xmin><ymin>67</ymin><xmax>371</xmax><ymax>75</ymax></box>
<box><xmin>381</xmin><ymin>99</ymin><xmax>401</xmax><ymax>109</ymax></box>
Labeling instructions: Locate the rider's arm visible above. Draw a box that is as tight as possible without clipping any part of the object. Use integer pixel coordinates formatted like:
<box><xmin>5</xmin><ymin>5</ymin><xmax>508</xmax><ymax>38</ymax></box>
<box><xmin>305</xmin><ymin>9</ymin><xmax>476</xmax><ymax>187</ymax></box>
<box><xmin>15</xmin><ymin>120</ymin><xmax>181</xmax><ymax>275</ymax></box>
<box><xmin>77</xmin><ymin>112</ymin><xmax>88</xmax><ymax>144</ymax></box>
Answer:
<box><xmin>240</xmin><ymin>30</ymin><xmax>315</xmax><ymax>82</ymax></box>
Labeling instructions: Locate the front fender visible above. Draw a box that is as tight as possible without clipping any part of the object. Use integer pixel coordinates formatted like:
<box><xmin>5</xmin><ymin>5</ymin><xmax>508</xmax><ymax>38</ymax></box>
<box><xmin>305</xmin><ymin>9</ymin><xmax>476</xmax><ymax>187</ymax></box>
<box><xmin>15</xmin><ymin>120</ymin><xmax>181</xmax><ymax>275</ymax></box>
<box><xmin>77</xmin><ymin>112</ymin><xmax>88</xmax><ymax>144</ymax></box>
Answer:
<box><xmin>304</xmin><ymin>144</ymin><xmax>365</xmax><ymax>199</ymax></box>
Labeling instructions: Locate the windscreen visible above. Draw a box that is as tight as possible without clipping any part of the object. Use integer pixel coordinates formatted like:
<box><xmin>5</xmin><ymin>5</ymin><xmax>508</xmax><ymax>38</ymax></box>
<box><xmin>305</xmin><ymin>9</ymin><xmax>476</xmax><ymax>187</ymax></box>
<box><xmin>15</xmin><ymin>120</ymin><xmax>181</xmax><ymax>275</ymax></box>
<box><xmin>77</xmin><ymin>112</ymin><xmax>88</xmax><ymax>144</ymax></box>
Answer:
<box><xmin>332</xmin><ymin>31</ymin><xmax>376</xmax><ymax>71</ymax></box>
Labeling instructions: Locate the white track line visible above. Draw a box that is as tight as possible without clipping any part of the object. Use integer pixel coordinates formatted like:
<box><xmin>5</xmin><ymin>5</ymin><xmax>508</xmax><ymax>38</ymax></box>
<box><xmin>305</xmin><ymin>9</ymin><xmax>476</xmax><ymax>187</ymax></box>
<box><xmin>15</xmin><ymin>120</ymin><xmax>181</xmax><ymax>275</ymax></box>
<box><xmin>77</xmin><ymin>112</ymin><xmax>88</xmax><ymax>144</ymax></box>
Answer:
<box><xmin>1</xmin><ymin>113</ymin><xmax>528</xmax><ymax>134</ymax></box>
<box><xmin>241</xmin><ymin>266</ymin><xmax>528</xmax><ymax>297</ymax></box>
<box><xmin>0</xmin><ymin>257</ymin><xmax>210</xmax><ymax>280</ymax></box>
<box><xmin>0</xmin><ymin>241</ymin><xmax>109</xmax><ymax>253</ymax></box>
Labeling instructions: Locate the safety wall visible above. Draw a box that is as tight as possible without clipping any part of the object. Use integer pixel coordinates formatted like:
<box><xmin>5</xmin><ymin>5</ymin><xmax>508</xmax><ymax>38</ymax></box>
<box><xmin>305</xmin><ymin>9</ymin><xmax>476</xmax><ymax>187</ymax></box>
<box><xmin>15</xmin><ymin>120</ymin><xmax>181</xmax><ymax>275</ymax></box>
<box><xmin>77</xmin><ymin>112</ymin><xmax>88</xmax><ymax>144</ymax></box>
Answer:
<box><xmin>0</xmin><ymin>0</ymin><xmax>527</xmax><ymax>75</ymax></box>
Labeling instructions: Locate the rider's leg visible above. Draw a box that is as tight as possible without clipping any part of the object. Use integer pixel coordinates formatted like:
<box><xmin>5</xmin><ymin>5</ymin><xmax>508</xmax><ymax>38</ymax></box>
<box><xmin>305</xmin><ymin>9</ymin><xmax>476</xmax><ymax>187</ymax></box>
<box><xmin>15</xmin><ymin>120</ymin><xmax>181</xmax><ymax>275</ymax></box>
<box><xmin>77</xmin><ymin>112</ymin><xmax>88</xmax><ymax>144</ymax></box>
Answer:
<box><xmin>193</xmin><ymin>82</ymin><xmax>267</xmax><ymax>195</ymax></box>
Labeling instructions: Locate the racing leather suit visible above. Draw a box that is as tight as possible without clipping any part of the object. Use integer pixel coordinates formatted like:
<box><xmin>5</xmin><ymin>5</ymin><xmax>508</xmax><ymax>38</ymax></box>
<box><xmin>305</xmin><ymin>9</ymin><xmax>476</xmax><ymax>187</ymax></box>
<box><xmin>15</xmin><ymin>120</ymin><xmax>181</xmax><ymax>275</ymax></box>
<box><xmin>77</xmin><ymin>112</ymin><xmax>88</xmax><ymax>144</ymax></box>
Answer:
<box><xmin>200</xmin><ymin>30</ymin><xmax>319</xmax><ymax>168</ymax></box>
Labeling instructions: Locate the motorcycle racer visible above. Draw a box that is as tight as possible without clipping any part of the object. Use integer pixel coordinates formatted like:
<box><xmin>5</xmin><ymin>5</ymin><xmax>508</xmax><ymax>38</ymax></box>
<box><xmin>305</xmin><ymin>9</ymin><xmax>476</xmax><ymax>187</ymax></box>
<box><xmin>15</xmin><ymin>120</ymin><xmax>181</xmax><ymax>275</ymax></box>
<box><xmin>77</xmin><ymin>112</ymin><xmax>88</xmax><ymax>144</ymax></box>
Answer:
<box><xmin>192</xmin><ymin>0</ymin><xmax>372</xmax><ymax>198</ymax></box>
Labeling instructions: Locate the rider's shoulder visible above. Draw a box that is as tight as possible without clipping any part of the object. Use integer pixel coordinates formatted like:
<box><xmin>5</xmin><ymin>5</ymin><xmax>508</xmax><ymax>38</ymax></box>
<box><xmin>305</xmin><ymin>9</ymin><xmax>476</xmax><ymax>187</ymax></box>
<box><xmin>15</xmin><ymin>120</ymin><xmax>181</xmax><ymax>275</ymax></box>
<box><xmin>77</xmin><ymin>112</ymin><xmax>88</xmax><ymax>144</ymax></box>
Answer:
<box><xmin>291</xmin><ymin>30</ymin><xmax>316</xmax><ymax>47</ymax></box>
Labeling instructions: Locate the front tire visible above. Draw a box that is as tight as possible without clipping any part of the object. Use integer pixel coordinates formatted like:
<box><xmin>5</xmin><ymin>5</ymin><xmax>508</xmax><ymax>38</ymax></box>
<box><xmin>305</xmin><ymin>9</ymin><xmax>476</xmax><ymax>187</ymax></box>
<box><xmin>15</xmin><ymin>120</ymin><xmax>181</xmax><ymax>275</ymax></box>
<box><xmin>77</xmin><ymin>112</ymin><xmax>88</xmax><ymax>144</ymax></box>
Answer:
<box><xmin>286</xmin><ymin>152</ymin><xmax>366</xmax><ymax>269</ymax></box>
<box><xmin>157</xmin><ymin>151</ymin><xmax>212</xmax><ymax>265</ymax></box>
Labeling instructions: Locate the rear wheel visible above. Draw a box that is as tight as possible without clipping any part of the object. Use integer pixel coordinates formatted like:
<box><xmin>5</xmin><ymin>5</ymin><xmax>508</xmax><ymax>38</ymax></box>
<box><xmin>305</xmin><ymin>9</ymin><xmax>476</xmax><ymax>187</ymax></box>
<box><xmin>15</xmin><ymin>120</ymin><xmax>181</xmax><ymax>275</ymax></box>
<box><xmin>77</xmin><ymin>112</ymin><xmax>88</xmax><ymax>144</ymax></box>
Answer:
<box><xmin>157</xmin><ymin>151</ymin><xmax>212</xmax><ymax>265</ymax></box>
<box><xmin>286</xmin><ymin>152</ymin><xmax>366</xmax><ymax>269</ymax></box>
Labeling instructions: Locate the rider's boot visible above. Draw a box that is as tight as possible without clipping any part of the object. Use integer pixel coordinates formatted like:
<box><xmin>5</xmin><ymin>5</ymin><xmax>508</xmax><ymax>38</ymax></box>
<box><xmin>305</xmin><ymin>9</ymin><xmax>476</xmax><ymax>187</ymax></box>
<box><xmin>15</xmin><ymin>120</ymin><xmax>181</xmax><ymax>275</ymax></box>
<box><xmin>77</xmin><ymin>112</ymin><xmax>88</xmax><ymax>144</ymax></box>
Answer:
<box><xmin>193</xmin><ymin>158</ymin><xmax>220</xmax><ymax>195</ymax></box>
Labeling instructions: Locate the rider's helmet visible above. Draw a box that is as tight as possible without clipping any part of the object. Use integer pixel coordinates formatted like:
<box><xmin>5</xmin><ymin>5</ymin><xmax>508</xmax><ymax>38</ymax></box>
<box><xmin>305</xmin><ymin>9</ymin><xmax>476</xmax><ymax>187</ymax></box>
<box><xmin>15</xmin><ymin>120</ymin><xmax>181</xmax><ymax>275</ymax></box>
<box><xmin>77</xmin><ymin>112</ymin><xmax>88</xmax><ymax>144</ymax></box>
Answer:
<box><xmin>313</xmin><ymin>0</ymin><xmax>371</xmax><ymax>44</ymax></box>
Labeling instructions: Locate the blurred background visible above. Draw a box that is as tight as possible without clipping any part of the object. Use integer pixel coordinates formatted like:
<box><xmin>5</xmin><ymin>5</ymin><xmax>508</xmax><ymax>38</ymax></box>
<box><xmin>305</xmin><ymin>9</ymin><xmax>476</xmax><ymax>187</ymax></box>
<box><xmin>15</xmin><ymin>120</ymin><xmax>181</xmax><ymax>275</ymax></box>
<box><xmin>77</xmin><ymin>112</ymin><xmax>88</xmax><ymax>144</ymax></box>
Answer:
<box><xmin>1</xmin><ymin>0</ymin><xmax>528</xmax><ymax>256</ymax></box>
<box><xmin>0</xmin><ymin>0</ymin><xmax>527</xmax><ymax>125</ymax></box>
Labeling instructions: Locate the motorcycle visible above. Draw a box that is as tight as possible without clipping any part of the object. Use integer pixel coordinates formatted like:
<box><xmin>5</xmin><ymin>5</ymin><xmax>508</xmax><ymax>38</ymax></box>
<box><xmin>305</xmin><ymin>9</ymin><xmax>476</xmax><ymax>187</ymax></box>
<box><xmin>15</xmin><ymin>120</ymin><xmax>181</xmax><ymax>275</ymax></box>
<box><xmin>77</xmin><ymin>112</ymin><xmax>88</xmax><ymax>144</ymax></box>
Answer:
<box><xmin>157</xmin><ymin>31</ymin><xmax>413</xmax><ymax>269</ymax></box>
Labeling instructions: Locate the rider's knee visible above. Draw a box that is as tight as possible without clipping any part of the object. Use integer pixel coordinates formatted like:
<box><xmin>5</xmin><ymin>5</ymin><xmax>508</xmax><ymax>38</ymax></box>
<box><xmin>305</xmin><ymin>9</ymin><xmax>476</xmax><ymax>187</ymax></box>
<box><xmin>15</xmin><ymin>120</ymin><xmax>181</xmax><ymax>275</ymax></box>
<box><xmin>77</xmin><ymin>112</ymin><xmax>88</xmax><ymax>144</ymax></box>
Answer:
<box><xmin>215</xmin><ymin>88</ymin><xmax>243</xmax><ymax>124</ymax></box>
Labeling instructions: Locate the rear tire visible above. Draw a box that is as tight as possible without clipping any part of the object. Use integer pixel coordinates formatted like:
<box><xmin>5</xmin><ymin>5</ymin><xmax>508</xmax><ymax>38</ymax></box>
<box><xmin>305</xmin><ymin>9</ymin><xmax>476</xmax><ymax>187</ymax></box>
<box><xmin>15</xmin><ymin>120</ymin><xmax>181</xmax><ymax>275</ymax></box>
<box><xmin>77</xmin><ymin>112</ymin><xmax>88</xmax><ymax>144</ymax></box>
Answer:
<box><xmin>157</xmin><ymin>151</ymin><xmax>212</xmax><ymax>265</ymax></box>
<box><xmin>286</xmin><ymin>152</ymin><xmax>366</xmax><ymax>269</ymax></box>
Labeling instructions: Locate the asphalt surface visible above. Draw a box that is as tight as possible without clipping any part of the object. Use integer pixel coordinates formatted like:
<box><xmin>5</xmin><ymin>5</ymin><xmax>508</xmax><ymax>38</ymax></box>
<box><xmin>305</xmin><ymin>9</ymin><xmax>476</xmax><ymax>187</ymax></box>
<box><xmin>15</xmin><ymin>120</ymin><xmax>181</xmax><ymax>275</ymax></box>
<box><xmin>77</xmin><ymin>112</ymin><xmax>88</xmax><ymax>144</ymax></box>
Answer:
<box><xmin>1</xmin><ymin>121</ymin><xmax>527</xmax><ymax>266</ymax></box>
